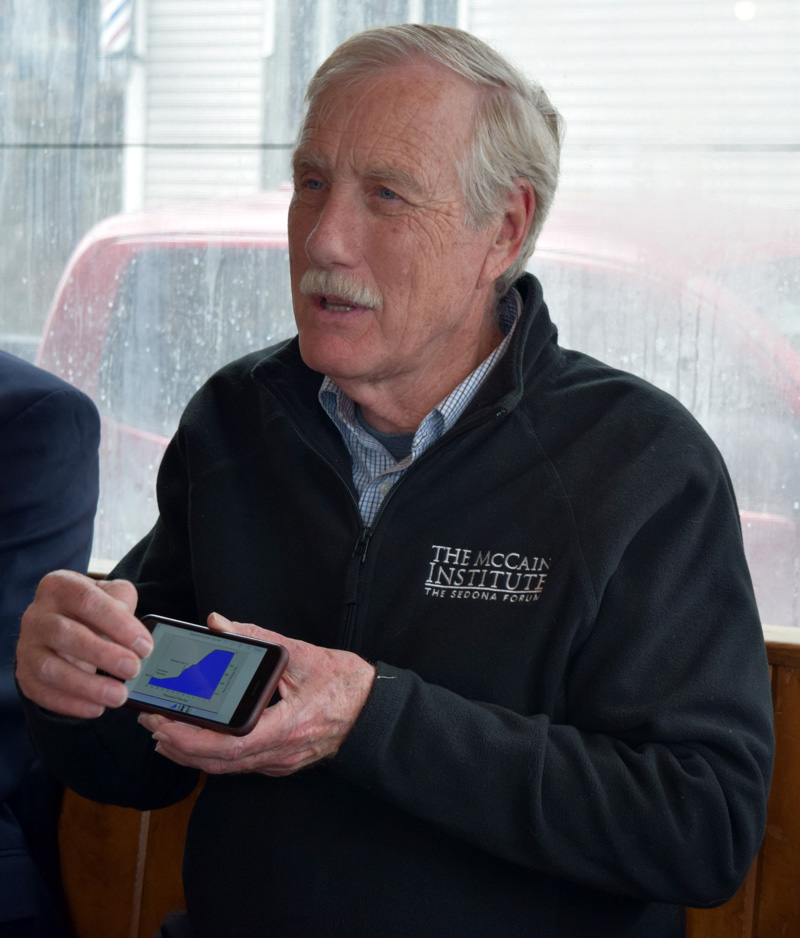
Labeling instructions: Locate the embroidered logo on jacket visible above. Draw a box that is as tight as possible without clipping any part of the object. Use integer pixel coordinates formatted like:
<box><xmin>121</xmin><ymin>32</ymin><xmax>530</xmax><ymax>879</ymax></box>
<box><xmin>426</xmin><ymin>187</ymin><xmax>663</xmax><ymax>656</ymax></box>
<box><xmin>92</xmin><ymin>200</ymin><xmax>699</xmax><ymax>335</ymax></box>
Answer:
<box><xmin>425</xmin><ymin>544</ymin><xmax>550</xmax><ymax>603</ymax></box>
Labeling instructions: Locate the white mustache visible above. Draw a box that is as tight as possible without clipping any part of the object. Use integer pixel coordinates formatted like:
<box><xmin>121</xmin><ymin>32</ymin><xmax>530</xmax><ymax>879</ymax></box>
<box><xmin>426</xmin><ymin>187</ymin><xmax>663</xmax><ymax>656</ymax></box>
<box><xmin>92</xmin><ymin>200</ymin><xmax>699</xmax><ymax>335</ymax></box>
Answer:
<box><xmin>299</xmin><ymin>268</ymin><xmax>382</xmax><ymax>310</ymax></box>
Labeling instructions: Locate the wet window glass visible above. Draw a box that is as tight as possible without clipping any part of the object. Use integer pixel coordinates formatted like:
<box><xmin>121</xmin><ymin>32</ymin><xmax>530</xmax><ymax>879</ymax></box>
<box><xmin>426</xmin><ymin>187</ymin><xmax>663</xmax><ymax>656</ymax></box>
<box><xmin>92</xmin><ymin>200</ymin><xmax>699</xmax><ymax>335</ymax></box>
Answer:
<box><xmin>1</xmin><ymin>0</ymin><xmax>798</xmax><ymax>630</ymax></box>
<box><xmin>99</xmin><ymin>245</ymin><xmax>293</xmax><ymax>436</ymax></box>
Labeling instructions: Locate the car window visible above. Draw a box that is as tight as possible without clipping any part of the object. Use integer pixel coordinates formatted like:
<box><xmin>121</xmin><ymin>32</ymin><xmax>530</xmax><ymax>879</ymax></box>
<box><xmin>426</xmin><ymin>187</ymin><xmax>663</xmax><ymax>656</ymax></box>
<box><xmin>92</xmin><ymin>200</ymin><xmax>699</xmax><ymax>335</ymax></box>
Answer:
<box><xmin>98</xmin><ymin>244</ymin><xmax>294</xmax><ymax>437</ymax></box>
<box><xmin>713</xmin><ymin>257</ymin><xmax>800</xmax><ymax>350</ymax></box>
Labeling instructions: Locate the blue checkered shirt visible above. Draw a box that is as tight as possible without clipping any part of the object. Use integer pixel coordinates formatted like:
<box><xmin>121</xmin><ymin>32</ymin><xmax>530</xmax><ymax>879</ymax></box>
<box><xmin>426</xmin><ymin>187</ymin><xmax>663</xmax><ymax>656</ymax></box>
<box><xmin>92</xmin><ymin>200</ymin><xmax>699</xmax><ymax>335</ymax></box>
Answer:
<box><xmin>319</xmin><ymin>288</ymin><xmax>522</xmax><ymax>525</ymax></box>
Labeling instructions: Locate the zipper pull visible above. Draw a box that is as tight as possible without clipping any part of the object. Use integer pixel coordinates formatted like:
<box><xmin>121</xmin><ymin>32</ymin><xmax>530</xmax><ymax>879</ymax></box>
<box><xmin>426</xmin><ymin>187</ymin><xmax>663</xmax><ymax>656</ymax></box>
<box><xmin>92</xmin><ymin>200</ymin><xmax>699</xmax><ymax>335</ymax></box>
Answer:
<box><xmin>353</xmin><ymin>526</ymin><xmax>372</xmax><ymax>564</ymax></box>
<box><xmin>343</xmin><ymin>526</ymin><xmax>372</xmax><ymax>605</ymax></box>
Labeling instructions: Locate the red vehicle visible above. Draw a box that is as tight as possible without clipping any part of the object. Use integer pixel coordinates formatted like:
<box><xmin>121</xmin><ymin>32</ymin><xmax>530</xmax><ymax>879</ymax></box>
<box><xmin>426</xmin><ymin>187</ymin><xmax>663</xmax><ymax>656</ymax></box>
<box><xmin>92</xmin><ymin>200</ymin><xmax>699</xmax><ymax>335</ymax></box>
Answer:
<box><xmin>37</xmin><ymin>195</ymin><xmax>800</xmax><ymax>629</ymax></box>
<box><xmin>37</xmin><ymin>193</ymin><xmax>294</xmax><ymax>568</ymax></box>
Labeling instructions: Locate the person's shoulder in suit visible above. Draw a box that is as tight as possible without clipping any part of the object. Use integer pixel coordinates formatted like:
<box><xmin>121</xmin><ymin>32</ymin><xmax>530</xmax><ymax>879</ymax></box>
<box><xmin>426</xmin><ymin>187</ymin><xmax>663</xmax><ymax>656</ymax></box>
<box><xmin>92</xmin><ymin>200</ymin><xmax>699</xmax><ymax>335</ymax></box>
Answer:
<box><xmin>0</xmin><ymin>350</ymin><xmax>101</xmax><ymax>934</ymax></box>
<box><xmin>0</xmin><ymin>349</ymin><xmax>100</xmax><ymax>430</ymax></box>
<box><xmin>0</xmin><ymin>348</ymin><xmax>101</xmax><ymax>588</ymax></box>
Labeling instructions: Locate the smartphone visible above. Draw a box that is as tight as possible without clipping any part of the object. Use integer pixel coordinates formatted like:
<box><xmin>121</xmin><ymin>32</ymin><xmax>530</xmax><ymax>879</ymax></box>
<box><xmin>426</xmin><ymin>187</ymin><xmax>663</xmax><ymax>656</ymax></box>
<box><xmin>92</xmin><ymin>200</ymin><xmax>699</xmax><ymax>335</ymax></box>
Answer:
<box><xmin>122</xmin><ymin>614</ymin><xmax>288</xmax><ymax>736</ymax></box>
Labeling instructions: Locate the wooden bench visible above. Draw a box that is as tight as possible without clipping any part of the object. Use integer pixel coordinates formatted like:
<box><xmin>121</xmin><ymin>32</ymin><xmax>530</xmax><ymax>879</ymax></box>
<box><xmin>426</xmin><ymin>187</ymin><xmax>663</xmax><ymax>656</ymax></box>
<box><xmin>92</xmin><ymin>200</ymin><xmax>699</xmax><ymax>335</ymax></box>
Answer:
<box><xmin>59</xmin><ymin>636</ymin><xmax>800</xmax><ymax>938</ymax></box>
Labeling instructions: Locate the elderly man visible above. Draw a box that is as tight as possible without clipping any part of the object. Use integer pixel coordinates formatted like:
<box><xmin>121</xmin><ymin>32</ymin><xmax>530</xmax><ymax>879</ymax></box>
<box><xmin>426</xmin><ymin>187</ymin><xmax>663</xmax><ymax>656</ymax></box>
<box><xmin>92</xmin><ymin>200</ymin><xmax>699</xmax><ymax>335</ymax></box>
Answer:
<box><xmin>16</xmin><ymin>24</ymin><xmax>772</xmax><ymax>938</ymax></box>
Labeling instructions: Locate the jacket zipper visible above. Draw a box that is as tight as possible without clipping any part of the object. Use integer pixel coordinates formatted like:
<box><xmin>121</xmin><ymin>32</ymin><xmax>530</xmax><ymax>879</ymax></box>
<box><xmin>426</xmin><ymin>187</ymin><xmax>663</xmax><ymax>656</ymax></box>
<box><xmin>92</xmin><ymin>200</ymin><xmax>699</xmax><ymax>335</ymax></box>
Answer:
<box><xmin>341</xmin><ymin>525</ymin><xmax>373</xmax><ymax>650</ymax></box>
<box><xmin>271</xmin><ymin>394</ymin><xmax>509</xmax><ymax>651</ymax></box>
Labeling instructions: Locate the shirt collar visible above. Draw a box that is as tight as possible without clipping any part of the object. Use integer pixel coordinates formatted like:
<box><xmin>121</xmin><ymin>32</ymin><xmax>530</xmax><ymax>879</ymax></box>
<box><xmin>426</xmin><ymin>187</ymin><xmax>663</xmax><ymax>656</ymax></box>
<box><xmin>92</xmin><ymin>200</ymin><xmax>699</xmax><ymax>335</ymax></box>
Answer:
<box><xmin>319</xmin><ymin>287</ymin><xmax>522</xmax><ymax>454</ymax></box>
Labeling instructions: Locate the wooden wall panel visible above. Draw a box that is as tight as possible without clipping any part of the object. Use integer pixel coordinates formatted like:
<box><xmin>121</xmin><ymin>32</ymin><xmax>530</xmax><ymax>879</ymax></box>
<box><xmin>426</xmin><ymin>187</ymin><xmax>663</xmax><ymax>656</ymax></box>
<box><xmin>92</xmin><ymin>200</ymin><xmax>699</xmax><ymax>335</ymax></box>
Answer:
<box><xmin>59</xmin><ymin>794</ymin><xmax>145</xmax><ymax>938</ymax></box>
<box><xmin>755</xmin><ymin>661</ymin><xmax>800</xmax><ymax>935</ymax></box>
<box><xmin>685</xmin><ymin>861</ymin><xmax>757</xmax><ymax>938</ymax></box>
<box><xmin>136</xmin><ymin>786</ymin><xmax>199</xmax><ymax>938</ymax></box>
<box><xmin>59</xmin><ymin>786</ymin><xmax>199</xmax><ymax>938</ymax></box>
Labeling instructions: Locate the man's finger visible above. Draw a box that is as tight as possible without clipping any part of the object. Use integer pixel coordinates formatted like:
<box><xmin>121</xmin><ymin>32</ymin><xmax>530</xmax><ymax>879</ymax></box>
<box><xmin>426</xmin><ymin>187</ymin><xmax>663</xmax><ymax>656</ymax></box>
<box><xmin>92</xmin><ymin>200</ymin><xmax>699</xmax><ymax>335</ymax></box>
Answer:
<box><xmin>206</xmin><ymin>611</ymin><xmax>291</xmax><ymax>651</ymax></box>
<box><xmin>33</xmin><ymin>570</ymin><xmax>152</xmax><ymax>658</ymax></box>
<box><xmin>97</xmin><ymin>577</ymin><xmax>139</xmax><ymax>614</ymax></box>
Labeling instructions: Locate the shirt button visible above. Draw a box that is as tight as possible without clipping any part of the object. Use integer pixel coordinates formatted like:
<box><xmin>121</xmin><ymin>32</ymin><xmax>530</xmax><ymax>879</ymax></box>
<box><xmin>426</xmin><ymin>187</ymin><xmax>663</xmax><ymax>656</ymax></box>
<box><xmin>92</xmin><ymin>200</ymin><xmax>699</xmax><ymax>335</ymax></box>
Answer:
<box><xmin>378</xmin><ymin>479</ymin><xmax>393</xmax><ymax>496</ymax></box>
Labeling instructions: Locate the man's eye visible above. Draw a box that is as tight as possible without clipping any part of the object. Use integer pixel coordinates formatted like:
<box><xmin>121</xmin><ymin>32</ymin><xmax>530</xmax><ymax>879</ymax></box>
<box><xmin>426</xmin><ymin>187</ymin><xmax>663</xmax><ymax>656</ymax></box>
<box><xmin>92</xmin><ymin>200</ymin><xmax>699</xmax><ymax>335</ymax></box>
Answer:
<box><xmin>378</xmin><ymin>187</ymin><xmax>399</xmax><ymax>200</ymax></box>
<box><xmin>295</xmin><ymin>177</ymin><xmax>324</xmax><ymax>192</ymax></box>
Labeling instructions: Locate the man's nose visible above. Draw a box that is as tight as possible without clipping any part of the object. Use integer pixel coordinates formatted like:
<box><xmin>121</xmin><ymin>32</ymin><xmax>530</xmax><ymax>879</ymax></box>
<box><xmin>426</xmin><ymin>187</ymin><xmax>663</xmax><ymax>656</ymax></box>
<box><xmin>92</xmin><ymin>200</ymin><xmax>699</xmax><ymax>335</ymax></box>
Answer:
<box><xmin>304</xmin><ymin>190</ymin><xmax>361</xmax><ymax>269</ymax></box>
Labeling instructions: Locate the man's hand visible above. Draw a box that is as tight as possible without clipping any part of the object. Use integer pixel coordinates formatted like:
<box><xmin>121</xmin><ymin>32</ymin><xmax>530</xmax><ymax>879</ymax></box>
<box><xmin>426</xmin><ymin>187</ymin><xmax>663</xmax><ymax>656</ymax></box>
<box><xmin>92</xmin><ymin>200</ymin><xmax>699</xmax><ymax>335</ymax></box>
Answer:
<box><xmin>137</xmin><ymin>613</ymin><xmax>377</xmax><ymax>777</ymax></box>
<box><xmin>15</xmin><ymin>570</ymin><xmax>152</xmax><ymax>719</ymax></box>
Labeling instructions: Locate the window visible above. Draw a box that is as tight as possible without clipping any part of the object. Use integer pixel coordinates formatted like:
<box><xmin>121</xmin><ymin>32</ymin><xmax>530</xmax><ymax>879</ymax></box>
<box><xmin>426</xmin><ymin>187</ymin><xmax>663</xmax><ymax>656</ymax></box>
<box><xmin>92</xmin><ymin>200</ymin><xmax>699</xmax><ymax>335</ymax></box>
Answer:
<box><xmin>100</xmin><ymin>245</ymin><xmax>293</xmax><ymax>437</ymax></box>
<box><xmin>2</xmin><ymin>0</ymin><xmax>798</xmax><ymax>627</ymax></box>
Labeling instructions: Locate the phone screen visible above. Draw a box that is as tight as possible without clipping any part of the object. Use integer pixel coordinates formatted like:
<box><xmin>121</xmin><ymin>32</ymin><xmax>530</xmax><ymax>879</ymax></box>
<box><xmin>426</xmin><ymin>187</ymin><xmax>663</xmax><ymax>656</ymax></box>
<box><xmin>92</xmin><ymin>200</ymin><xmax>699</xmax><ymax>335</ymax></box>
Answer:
<box><xmin>123</xmin><ymin>616</ymin><xmax>287</xmax><ymax>733</ymax></box>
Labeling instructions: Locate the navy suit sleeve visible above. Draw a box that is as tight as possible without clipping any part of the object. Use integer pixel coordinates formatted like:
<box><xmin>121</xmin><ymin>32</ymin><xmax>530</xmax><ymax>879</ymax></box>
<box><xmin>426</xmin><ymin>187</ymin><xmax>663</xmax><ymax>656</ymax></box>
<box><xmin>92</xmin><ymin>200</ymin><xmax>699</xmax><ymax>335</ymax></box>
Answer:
<box><xmin>0</xmin><ymin>378</ymin><xmax>100</xmax><ymax>803</ymax></box>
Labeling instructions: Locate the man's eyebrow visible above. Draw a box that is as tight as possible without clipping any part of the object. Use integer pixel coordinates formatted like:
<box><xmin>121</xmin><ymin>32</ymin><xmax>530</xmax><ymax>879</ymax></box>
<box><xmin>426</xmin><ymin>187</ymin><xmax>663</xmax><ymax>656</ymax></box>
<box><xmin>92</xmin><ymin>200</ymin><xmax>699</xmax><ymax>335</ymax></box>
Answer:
<box><xmin>291</xmin><ymin>150</ymin><xmax>327</xmax><ymax>175</ymax></box>
<box><xmin>364</xmin><ymin>166</ymin><xmax>425</xmax><ymax>196</ymax></box>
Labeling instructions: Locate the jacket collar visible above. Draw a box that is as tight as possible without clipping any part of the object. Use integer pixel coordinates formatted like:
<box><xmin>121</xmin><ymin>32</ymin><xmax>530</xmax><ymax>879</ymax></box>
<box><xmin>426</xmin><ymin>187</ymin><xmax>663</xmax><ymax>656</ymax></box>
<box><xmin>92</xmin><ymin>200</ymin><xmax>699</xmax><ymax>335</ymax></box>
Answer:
<box><xmin>456</xmin><ymin>273</ymin><xmax>559</xmax><ymax>423</ymax></box>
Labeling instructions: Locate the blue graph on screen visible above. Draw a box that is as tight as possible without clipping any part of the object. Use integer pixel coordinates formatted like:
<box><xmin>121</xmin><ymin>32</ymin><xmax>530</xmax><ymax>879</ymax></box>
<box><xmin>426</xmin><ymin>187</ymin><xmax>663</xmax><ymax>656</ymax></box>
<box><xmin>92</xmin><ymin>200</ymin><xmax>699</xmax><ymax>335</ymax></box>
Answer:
<box><xmin>148</xmin><ymin>649</ymin><xmax>234</xmax><ymax>700</ymax></box>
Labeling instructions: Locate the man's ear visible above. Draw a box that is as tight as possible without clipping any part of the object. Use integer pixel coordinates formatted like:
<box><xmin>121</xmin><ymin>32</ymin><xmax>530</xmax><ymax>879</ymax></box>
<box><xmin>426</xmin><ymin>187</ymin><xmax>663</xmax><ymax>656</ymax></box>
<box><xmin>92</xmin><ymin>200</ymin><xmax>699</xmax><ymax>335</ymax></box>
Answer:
<box><xmin>477</xmin><ymin>179</ymin><xmax>536</xmax><ymax>289</ymax></box>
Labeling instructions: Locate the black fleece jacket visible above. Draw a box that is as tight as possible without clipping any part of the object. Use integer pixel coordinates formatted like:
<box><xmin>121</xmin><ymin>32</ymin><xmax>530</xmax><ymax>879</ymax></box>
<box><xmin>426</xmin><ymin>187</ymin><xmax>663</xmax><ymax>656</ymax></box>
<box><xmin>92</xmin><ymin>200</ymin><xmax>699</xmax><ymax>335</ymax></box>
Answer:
<box><xmin>24</xmin><ymin>274</ymin><xmax>774</xmax><ymax>938</ymax></box>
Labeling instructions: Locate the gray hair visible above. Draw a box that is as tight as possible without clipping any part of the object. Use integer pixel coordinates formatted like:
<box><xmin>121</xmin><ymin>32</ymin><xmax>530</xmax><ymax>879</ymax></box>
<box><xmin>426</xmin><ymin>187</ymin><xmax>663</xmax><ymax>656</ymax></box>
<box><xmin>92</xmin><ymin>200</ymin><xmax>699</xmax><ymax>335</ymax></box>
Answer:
<box><xmin>300</xmin><ymin>24</ymin><xmax>564</xmax><ymax>294</ymax></box>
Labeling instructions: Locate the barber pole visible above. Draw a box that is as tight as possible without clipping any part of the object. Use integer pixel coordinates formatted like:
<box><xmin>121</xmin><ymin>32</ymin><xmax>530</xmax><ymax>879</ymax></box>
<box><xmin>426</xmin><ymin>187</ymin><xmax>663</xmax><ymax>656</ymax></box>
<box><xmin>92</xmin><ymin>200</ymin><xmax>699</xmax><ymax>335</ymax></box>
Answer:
<box><xmin>100</xmin><ymin>0</ymin><xmax>133</xmax><ymax>54</ymax></box>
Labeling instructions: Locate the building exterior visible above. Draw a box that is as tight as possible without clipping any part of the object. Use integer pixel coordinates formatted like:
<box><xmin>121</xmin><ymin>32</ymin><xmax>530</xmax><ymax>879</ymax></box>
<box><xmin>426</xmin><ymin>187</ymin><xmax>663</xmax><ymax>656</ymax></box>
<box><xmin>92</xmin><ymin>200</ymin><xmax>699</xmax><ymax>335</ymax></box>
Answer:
<box><xmin>114</xmin><ymin>0</ymin><xmax>800</xmax><ymax>211</ymax></box>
